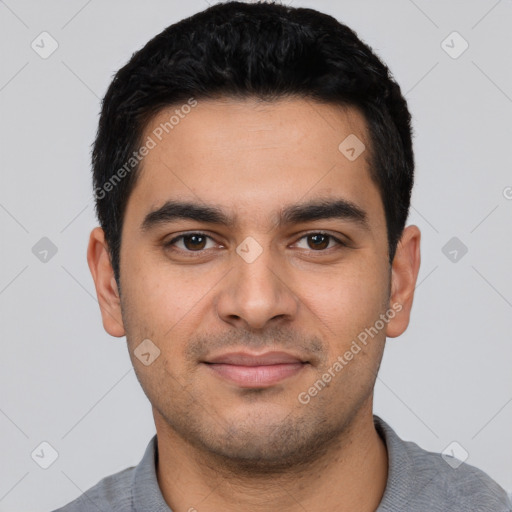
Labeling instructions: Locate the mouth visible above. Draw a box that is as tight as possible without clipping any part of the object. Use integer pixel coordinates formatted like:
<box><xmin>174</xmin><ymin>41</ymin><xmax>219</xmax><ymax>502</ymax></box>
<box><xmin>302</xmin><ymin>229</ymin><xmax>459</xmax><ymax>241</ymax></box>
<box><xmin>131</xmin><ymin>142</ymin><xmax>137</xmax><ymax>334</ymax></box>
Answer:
<box><xmin>202</xmin><ymin>351</ymin><xmax>310</xmax><ymax>388</ymax></box>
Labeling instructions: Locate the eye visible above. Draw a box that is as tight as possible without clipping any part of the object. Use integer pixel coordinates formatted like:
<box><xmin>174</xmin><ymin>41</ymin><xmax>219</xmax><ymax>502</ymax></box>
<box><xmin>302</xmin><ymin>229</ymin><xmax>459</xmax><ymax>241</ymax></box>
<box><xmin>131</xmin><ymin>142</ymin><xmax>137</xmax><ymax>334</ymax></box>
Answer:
<box><xmin>294</xmin><ymin>232</ymin><xmax>345</xmax><ymax>251</ymax></box>
<box><xmin>163</xmin><ymin>231</ymin><xmax>346</xmax><ymax>256</ymax></box>
<box><xmin>164</xmin><ymin>232</ymin><xmax>217</xmax><ymax>252</ymax></box>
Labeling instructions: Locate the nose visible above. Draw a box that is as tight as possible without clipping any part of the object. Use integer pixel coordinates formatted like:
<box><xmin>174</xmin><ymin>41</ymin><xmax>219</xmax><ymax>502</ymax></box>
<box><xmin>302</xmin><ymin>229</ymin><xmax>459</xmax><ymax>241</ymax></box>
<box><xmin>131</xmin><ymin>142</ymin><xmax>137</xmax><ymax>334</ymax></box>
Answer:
<box><xmin>215</xmin><ymin>241</ymin><xmax>299</xmax><ymax>330</ymax></box>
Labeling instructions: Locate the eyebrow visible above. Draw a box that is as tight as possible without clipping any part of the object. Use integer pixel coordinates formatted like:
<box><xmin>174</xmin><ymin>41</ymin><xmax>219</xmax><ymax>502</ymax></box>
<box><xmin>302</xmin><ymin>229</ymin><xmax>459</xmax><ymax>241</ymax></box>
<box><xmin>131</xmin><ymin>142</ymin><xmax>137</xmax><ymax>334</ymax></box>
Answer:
<box><xmin>140</xmin><ymin>197</ymin><xmax>370</xmax><ymax>233</ymax></box>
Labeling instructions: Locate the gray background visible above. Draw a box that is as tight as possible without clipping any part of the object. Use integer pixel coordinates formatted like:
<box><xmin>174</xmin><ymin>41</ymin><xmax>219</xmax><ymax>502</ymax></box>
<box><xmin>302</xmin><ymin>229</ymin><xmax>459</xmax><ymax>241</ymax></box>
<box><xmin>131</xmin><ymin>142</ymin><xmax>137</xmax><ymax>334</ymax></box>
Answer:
<box><xmin>1</xmin><ymin>0</ymin><xmax>511</xmax><ymax>510</ymax></box>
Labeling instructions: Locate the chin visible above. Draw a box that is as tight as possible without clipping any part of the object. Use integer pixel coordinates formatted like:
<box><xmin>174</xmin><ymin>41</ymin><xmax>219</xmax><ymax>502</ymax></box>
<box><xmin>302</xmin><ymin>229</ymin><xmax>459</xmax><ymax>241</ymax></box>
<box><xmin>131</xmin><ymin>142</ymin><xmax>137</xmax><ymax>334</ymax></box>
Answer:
<box><xmin>189</xmin><ymin>413</ymin><xmax>343</xmax><ymax>475</ymax></box>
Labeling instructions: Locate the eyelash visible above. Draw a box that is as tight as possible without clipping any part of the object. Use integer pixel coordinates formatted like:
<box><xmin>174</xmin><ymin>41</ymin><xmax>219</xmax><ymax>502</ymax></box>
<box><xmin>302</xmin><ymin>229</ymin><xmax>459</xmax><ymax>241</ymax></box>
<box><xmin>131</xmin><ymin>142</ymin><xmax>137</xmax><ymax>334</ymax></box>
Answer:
<box><xmin>163</xmin><ymin>231</ymin><xmax>346</xmax><ymax>256</ymax></box>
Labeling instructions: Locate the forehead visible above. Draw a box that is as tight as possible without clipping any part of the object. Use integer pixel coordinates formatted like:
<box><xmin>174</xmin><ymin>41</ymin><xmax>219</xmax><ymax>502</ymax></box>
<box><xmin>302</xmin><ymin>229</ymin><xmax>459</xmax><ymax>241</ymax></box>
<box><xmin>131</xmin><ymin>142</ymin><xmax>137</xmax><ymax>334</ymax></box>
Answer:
<box><xmin>124</xmin><ymin>97</ymin><xmax>385</xmax><ymax>233</ymax></box>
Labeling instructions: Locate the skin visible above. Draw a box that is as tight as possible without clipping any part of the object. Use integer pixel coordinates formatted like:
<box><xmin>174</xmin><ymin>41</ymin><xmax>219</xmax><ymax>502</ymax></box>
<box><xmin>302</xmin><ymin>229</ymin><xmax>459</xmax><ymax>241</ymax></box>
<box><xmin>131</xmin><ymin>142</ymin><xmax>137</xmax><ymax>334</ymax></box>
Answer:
<box><xmin>87</xmin><ymin>97</ymin><xmax>421</xmax><ymax>512</ymax></box>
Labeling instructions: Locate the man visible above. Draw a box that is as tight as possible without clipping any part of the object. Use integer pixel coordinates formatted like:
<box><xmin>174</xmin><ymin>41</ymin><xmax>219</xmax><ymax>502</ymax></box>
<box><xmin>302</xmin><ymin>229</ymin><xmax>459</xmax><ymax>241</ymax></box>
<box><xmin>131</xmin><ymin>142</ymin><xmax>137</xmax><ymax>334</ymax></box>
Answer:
<box><xmin>54</xmin><ymin>1</ymin><xmax>511</xmax><ymax>511</ymax></box>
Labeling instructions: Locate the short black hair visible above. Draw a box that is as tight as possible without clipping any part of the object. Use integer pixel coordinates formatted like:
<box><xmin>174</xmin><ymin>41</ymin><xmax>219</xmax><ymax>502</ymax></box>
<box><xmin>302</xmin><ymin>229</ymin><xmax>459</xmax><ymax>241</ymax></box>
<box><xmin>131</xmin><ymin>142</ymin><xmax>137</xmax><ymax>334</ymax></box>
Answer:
<box><xmin>92</xmin><ymin>0</ymin><xmax>414</xmax><ymax>286</ymax></box>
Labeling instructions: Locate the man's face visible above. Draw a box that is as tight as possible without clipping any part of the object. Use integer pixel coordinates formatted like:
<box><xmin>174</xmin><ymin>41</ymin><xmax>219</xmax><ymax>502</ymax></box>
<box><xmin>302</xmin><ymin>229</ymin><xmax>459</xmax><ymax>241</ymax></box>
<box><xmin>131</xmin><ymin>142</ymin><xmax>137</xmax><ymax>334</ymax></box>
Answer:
<box><xmin>99</xmin><ymin>97</ymin><xmax>403</xmax><ymax>469</ymax></box>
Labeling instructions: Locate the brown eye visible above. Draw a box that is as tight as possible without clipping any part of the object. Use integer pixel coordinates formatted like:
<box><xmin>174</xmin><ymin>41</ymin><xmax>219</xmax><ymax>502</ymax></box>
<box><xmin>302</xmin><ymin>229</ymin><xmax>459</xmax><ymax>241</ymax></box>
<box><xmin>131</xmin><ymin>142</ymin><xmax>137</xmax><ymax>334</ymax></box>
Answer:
<box><xmin>294</xmin><ymin>232</ymin><xmax>344</xmax><ymax>251</ymax></box>
<box><xmin>165</xmin><ymin>233</ymin><xmax>215</xmax><ymax>252</ymax></box>
<box><xmin>182</xmin><ymin>234</ymin><xmax>207</xmax><ymax>251</ymax></box>
<box><xmin>307</xmin><ymin>233</ymin><xmax>330</xmax><ymax>250</ymax></box>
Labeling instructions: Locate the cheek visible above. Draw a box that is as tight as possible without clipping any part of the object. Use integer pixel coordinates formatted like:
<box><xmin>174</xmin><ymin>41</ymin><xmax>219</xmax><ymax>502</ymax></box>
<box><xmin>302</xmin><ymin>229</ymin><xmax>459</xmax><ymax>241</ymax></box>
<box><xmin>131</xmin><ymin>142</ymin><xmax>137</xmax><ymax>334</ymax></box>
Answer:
<box><xmin>120</xmin><ymin>250</ymin><xmax>221</xmax><ymax>366</ymax></box>
<box><xmin>121</xmin><ymin>246</ymin><xmax>200</xmax><ymax>325</ymax></box>
<box><xmin>301</xmin><ymin>257</ymin><xmax>388</xmax><ymax>350</ymax></box>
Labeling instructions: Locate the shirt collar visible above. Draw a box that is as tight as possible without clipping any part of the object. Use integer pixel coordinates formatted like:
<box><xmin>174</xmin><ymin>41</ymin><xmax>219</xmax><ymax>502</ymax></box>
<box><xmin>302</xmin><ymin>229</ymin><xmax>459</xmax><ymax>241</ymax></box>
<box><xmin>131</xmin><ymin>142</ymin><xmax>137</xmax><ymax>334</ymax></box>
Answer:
<box><xmin>132</xmin><ymin>433</ymin><xmax>173</xmax><ymax>511</ymax></box>
<box><xmin>373</xmin><ymin>414</ymin><xmax>417</xmax><ymax>511</ymax></box>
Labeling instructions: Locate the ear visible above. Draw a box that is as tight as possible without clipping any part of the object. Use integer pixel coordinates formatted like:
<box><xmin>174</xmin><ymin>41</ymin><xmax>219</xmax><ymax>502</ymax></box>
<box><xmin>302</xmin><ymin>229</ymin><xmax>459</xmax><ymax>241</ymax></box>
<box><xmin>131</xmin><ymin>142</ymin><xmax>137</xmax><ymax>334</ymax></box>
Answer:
<box><xmin>87</xmin><ymin>226</ymin><xmax>126</xmax><ymax>337</ymax></box>
<box><xmin>385</xmin><ymin>225</ymin><xmax>421</xmax><ymax>338</ymax></box>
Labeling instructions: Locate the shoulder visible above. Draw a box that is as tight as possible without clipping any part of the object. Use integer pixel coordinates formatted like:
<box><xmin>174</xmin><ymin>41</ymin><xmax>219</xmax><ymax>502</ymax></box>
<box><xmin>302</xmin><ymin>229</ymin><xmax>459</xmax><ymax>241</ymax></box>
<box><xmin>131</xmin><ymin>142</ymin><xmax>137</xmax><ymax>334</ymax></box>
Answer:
<box><xmin>374</xmin><ymin>415</ymin><xmax>512</xmax><ymax>512</ymax></box>
<box><xmin>404</xmin><ymin>438</ymin><xmax>511</xmax><ymax>511</ymax></box>
<box><xmin>51</xmin><ymin>466</ymin><xmax>135</xmax><ymax>512</ymax></box>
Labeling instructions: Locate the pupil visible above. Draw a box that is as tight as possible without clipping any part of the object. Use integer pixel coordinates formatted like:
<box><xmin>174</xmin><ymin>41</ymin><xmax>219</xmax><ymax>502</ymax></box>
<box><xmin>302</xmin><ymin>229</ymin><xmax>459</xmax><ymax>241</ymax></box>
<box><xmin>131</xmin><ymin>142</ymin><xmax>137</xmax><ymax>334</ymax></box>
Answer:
<box><xmin>310</xmin><ymin>234</ymin><xmax>328</xmax><ymax>250</ymax></box>
<box><xmin>186</xmin><ymin>235</ymin><xmax>205</xmax><ymax>250</ymax></box>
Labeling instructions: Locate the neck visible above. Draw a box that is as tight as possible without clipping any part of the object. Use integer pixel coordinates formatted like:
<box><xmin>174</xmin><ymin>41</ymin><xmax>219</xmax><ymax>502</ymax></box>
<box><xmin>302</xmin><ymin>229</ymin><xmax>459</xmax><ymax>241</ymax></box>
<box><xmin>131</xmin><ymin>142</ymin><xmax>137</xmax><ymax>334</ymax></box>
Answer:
<box><xmin>154</xmin><ymin>404</ymin><xmax>388</xmax><ymax>512</ymax></box>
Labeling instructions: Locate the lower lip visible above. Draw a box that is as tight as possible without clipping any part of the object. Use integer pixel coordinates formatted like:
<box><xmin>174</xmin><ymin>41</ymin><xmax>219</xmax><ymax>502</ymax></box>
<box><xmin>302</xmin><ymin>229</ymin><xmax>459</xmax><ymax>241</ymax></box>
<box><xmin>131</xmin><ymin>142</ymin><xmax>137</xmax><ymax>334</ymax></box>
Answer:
<box><xmin>204</xmin><ymin>362</ymin><xmax>307</xmax><ymax>388</ymax></box>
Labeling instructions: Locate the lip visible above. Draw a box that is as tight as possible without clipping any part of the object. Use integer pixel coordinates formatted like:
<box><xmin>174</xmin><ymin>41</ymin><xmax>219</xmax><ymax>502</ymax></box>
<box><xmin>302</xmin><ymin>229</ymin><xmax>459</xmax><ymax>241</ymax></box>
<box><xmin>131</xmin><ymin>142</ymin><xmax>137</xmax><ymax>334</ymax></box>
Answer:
<box><xmin>205</xmin><ymin>350</ymin><xmax>306</xmax><ymax>366</ymax></box>
<box><xmin>203</xmin><ymin>351</ymin><xmax>309</xmax><ymax>388</ymax></box>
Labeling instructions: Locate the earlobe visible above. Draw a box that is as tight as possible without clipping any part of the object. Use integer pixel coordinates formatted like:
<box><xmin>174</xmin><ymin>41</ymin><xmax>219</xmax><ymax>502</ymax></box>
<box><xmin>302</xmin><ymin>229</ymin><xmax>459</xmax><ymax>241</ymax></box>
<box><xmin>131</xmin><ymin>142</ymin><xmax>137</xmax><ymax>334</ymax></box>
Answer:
<box><xmin>385</xmin><ymin>225</ymin><xmax>421</xmax><ymax>338</ymax></box>
<box><xmin>87</xmin><ymin>227</ymin><xmax>126</xmax><ymax>337</ymax></box>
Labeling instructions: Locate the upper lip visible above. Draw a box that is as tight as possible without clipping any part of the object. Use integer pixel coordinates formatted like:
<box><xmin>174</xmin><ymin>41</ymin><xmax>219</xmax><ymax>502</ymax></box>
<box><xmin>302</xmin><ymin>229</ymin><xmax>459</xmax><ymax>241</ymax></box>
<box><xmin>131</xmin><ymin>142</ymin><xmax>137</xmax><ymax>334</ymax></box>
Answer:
<box><xmin>204</xmin><ymin>351</ymin><xmax>308</xmax><ymax>366</ymax></box>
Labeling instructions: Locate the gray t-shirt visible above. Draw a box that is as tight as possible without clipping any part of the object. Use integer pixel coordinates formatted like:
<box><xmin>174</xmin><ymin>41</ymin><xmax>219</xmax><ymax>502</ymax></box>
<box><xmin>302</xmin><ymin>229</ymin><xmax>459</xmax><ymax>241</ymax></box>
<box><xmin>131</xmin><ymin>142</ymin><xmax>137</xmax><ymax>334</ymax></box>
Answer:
<box><xmin>52</xmin><ymin>415</ymin><xmax>512</xmax><ymax>511</ymax></box>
